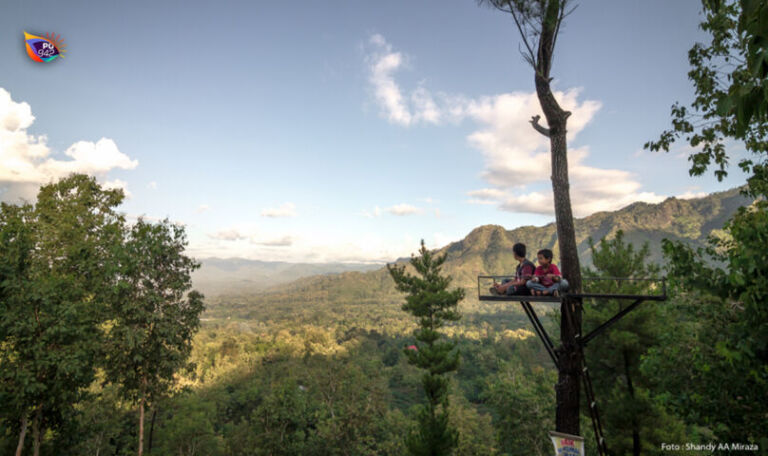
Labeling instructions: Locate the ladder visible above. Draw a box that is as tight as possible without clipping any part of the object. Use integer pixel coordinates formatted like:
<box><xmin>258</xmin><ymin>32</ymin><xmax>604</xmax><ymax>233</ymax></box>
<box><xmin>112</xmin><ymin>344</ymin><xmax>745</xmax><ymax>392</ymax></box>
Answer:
<box><xmin>582</xmin><ymin>355</ymin><xmax>608</xmax><ymax>456</ymax></box>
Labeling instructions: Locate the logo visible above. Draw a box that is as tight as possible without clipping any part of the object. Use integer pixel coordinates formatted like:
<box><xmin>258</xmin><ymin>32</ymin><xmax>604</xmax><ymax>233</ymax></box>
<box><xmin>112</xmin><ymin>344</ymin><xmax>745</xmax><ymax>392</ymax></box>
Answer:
<box><xmin>24</xmin><ymin>32</ymin><xmax>66</xmax><ymax>63</ymax></box>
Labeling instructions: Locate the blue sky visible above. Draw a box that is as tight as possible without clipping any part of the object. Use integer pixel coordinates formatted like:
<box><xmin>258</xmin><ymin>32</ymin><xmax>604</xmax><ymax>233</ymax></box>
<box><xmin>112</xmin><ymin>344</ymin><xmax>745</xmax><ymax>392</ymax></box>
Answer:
<box><xmin>0</xmin><ymin>0</ymin><xmax>749</xmax><ymax>262</ymax></box>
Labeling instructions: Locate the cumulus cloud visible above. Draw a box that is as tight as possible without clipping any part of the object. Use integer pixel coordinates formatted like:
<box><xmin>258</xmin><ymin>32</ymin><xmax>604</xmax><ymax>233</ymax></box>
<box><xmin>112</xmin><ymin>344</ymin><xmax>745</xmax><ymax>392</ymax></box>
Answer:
<box><xmin>387</xmin><ymin>203</ymin><xmax>422</xmax><ymax>216</ymax></box>
<box><xmin>261</xmin><ymin>202</ymin><xmax>297</xmax><ymax>218</ymax></box>
<box><xmin>0</xmin><ymin>88</ymin><xmax>138</xmax><ymax>202</ymax></box>
<box><xmin>364</xmin><ymin>36</ymin><xmax>666</xmax><ymax>217</ymax></box>
<box><xmin>197</xmin><ymin>204</ymin><xmax>211</xmax><ymax>213</ymax></box>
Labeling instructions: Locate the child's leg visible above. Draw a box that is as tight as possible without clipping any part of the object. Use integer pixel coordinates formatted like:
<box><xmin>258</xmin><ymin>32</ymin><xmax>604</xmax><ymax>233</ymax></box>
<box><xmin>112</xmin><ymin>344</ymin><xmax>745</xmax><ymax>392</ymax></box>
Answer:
<box><xmin>526</xmin><ymin>280</ymin><xmax>546</xmax><ymax>292</ymax></box>
<box><xmin>544</xmin><ymin>284</ymin><xmax>559</xmax><ymax>295</ymax></box>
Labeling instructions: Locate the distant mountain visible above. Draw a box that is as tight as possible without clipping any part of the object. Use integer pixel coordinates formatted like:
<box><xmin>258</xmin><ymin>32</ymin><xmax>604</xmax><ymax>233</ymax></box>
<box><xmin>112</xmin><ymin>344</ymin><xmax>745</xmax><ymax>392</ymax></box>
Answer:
<box><xmin>192</xmin><ymin>258</ymin><xmax>381</xmax><ymax>296</ymax></box>
<box><xmin>203</xmin><ymin>187</ymin><xmax>751</xmax><ymax>323</ymax></box>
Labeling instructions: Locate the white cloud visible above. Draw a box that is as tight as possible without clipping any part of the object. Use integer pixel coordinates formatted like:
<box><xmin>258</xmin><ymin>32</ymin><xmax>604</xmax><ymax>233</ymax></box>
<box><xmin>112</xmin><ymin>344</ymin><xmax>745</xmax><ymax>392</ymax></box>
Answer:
<box><xmin>387</xmin><ymin>203</ymin><xmax>422</xmax><ymax>216</ymax></box>
<box><xmin>0</xmin><ymin>88</ymin><xmax>137</xmax><ymax>202</ymax></box>
<box><xmin>253</xmin><ymin>235</ymin><xmax>293</xmax><ymax>247</ymax></box>
<box><xmin>261</xmin><ymin>202</ymin><xmax>297</xmax><ymax>218</ymax></box>
<box><xmin>677</xmin><ymin>190</ymin><xmax>708</xmax><ymax>200</ymax></box>
<box><xmin>147</xmin><ymin>181</ymin><xmax>157</xmax><ymax>190</ymax></box>
<box><xmin>208</xmin><ymin>228</ymin><xmax>251</xmax><ymax>241</ymax></box>
<box><xmin>197</xmin><ymin>204</ymin><xmax>211</xmax><ymax>213</ymax></box>
<box><xmin>366</xmin><ymin>35</ymin><xmax>448</xmax><ymax>126</ymax></box>
<box><xmin>364</xmin><ymin>36</ymin><xmax>667</xmax><ymax>217</ymax></box>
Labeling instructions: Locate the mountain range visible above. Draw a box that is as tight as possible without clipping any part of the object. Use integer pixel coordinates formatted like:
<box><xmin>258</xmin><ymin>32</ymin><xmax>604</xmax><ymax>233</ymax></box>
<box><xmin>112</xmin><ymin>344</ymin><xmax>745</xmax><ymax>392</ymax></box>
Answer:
<box><xmin>198</xmin><ymin>187</ymin><xmax>751</xmax><ymax>324</ymax></box>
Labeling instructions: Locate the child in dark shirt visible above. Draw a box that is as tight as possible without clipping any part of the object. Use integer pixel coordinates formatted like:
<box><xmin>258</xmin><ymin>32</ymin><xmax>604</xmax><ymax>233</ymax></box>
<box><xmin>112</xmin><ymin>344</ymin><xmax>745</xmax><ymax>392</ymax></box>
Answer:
<box><xmin>491</xmin><ymin>243</ymin><xmax>535</xmax><ymax>296</ymax></box>
<box><xmin>526</xmin><ymin>249</ymin><xmax>569</xmax><ymax>296</ymax></box>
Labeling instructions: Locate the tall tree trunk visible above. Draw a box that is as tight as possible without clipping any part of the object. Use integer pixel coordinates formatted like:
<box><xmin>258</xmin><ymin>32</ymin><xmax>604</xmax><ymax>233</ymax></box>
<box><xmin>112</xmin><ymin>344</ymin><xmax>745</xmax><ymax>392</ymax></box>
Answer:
<box><xmin>15</xmin><ymin>414</ymin><xmax>28</xmax><ymax>456</ymax></box>
<box><xmin>138</xmin><ymin>377</ymin><xmax>147</xmax><ymax>456</ymax></box>
<box><xmin>148</xmin><ymin>408</ymin><xmax>157</xmax><ymax>453</ymax></box>
<box><xmin>138</xmin><ymin>396</ymin><xmax>145</xmax><ymax>456</ymax></box>
<box><xmin>32</xmin><ymin>404</ymin><xmax>42</xmax><ymax>456</ymax></box>
<box><xmin>623</xmin><ymin>351</ymin><xmax>641</xmax><ymax>456</ymax></box>
<box><xmin>532</xmin><ymin>0</ymin><xmax>583</xmax><ymax>436</ymax></box>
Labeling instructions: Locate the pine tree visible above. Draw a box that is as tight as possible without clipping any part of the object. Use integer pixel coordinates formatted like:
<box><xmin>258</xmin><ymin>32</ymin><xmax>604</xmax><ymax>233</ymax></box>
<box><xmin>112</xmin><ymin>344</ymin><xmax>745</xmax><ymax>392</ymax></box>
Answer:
<box><xmin>387</xmin><ymin>241</ymin><xmax>464</xmax><ymax>456</ymax></box>
<box><xmin>583</xmin><ymin>231</ymin><xmax>687</xmax><ymax>454</ymax></box>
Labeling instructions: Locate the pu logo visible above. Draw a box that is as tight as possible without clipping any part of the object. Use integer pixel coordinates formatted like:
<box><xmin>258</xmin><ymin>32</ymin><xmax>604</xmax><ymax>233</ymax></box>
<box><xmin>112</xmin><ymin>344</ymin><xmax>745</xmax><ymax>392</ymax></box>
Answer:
<box><xmin>24</xmin><ymin>32</ymin><xmax>66</xmax><ymax>63</ymax></box>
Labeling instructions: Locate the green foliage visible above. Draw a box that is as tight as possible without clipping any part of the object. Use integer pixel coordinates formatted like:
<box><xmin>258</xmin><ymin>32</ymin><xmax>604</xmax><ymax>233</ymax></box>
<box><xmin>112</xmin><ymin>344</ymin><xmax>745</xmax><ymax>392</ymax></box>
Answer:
<box><xmin>485</xmin><ymin>363</ymin><xmax>556</xmax><ymax>456</ymax></box>
<box><xmin>388</xmin><ymin>241</ymin><xmax>464</xmax><ymax>456</ymax></box>
<box><xmin>153</xmin><ymin>395</ymin><xmax>224</xmax><ymax>456</ymax></box>
<box><xmin>104</xmin><ymin>217</ymin><xmax>205</xmax><ymax>455</ymax></box>
<box><xmin>646</xmin><ymin>0</ymin><xmax>768</xmax><ymax>197</ymax></box>
<box><xmin>0</xmin><ymin>174</ymin><xmax>125</xmax><ymax>449</ymax></box>
<box><xmin>105</xmin><ymin>218</ymin><xmax>204</xmax><ymax>405</ymax></box>
<box><xmin>654</xmin><ymin>200</ymin><xmax>768</xmax><ymax>443</ymax></box>
<box><xmin>583</xmin><ymin>231</ymin><xmax>689</xmax><ymax>454</ymax></box>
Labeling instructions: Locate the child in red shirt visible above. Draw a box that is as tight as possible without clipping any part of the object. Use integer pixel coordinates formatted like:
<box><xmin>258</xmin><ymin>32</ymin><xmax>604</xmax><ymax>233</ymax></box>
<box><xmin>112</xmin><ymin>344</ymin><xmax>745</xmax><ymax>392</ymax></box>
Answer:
<box><xmin>526</xmin><ymin>249</ymin><xmax>569</xmax><ymax>296</ymax></box>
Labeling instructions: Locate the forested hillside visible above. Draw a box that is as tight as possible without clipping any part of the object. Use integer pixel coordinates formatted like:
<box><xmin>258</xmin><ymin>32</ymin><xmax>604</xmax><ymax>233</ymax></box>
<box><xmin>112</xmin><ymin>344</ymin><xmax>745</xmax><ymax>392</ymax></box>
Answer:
<box><xmin>192</xmin><ymin>259</ymin><xmax>380</xmax><ymax>296</ymax></box>
<box><xmin>203</xmin><ymin>187</ymin><xmax>750</xmax><ymax>325</ymax></box>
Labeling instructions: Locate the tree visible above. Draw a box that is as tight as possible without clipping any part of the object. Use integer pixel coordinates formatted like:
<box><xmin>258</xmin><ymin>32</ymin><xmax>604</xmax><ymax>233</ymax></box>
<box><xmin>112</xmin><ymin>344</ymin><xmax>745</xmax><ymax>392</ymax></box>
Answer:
<box><xmin>485</xmin><ymin>363</ymin><xmax>556</xmax><ymax>456</ymax></box>
<box><xmin>653</xmin><ymin>205</ymin><xmax>767</xmax><ymax>443</ymax></box>
<box><xmin>583</xmin><ymin>231</ymin><xmax>687</xmax><ymax>455</ymax></box>
<box><xmin>644</xmin><ymin>0</ymin><xmax>767</xmax><ymax>444</ymax></box>
<box><xmin>478</xmin><ymin>0</ymin><xmax>584</xmax><ymax>435</ymax></box>
<box><xmin>646</xmin><ymin>0</ymin><xmax>768</xmax><ymax>198</ymax></box>
<box><xmin>0</xmin><ymin>175</ymin><xmax>125</xmax><ymax>456</ymax></box>
<box><xmin>104</xmin><ymin>218</ymin><xmax>204</xmax><ymax>456</ymax></box>
<box><xmin>388</xmin><ymin>241</ymin><xmax>464</xmax><ymax>456</ymax></box>
<box><xmin>0</xmin><ymin>202</ymin><xmax>36</xmax><ymax>456</ymax></box>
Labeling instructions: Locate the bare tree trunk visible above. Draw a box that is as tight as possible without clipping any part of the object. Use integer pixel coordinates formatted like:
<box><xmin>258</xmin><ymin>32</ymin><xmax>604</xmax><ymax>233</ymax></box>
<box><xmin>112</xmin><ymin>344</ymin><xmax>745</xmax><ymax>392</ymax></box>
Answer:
<box><xmin>623</xmin><ymin>351</ymin><xmax>641</xmax><ymax>456</ymax></box>
<box><xmin>148</xmin><ymin>408</ymin><xmax>157</xmax><ymax>453</ymax></box>
<box><xmin>15</xmin><ymin>414</ymin><xmax>28</xmax><ymax>456</ymax></box>
<box><xmin>532</xmin><ymin>0</ymin><xmax>583</xmax><ymax>436</ymax></box>
<box><xmin>32</xmin><ymin>404</ymin><xmax>42</xmax><ymax>456</ymax></box>
<box><xmin>138</xmin><ymin>396</ymin><xmax>145</xmax><ymax>456</ymax></box>
<box><xmin>138</xmin><ymin>376</ymin><xmax>147</xmax><ymax>456</ymax></box>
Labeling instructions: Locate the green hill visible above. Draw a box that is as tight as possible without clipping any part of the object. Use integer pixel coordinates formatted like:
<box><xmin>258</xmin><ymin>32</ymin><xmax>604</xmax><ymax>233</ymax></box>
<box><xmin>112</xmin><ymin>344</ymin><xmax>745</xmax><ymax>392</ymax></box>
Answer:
<box><xmin>203</xmin><ymin>187</ymin><xmax>750</xmax><ymax>326</ymax></box>
<box><xmin>192</xmin><ymin>258</ymin><xmax>381</xmax><ymax>296</ymax></box>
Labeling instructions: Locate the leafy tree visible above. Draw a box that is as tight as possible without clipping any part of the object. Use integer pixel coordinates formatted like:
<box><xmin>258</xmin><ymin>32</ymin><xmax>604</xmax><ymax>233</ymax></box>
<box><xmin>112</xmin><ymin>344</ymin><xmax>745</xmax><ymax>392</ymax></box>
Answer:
<box><xmin>0</xmin><ymin>202</ymin><xmax>36</xmax><ymax>456</ymax></box>
<box><xmin>644</xmin><ymin>0</ymin><xmax>767</xmax><ymax>444</ymax></box>
<box><xmin>104</xmin><ymin>218</ymin><xmax>204</xmax><ymax>456</ymax></box>
<box><xmin>152</xmin><ymin>395</ymin><xmax>224</xmax><ymax>456</ymax></box>
<box><xmin>583</xmin><ymin>231</ymin><xmax>687</xmax><ymax>455</ymax></box>
<box><xmin>485</xmin><ymin>363</ymin><xmax>556</xmax><ymax>456</ymax></box>
<box><xmin>0</xmin><ymin>175</ymin><xmax>125</xmax><ymax>456</ymax></box>
<box><xmin>477</xmin><ymin>0</ymin><xmax>584</xmax><ymax>434</ymax></box>
<box><xmin>387</xmin><ymin>241</ymin><xmax>464</xmax><ymax>456</ymax></box>
<box><xmin>646</xmin><ymin>0</ymin><xmax>768</xmax><ymax>198</ymax></box>
<box><xmin>650</xmin><ymin>205</ymin><xmax>767</xmax><ymax>444</ymax></box>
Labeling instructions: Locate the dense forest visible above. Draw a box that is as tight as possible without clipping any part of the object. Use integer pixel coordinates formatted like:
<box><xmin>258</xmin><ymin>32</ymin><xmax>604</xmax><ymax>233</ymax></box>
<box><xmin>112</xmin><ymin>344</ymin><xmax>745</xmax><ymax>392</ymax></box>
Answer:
<box><xmin>1</xmin><ymin>175</ymin><xmax>765</xmax><ymax>455</ymax></box>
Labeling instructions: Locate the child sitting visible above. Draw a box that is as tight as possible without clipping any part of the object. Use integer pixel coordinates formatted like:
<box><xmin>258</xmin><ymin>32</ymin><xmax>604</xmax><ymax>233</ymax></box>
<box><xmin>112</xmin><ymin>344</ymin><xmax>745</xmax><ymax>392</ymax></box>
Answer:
<box><xmin>490</xmin><ymin>243</ymin><xmax>535</xmax><ymax>296</ymax></box>
<box><xmin>526</xmin><ymin>249</ymin><xmax>569</xmax><ymax>296</ymax></box>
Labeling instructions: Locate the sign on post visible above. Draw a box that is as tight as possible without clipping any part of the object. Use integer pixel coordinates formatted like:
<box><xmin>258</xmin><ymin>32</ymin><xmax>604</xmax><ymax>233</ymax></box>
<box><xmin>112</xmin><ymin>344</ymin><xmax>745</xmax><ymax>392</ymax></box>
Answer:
<box><xmin>549</xmin><ymin>431</ymin><xmax>584</xmax><ymax>456</ymax></box>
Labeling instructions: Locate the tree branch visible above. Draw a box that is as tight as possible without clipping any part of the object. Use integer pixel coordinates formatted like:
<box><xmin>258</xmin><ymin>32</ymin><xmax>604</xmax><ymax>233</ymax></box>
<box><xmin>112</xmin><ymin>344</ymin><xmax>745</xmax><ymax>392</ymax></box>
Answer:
<box><xmin>530</xmin><ymin>115</ymin><xmax>551</xmax><ymax>137</ymax></box>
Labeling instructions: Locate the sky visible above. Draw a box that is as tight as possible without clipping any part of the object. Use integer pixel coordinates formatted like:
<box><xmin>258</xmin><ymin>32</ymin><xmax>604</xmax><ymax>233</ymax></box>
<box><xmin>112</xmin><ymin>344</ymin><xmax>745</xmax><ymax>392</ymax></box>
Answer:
<box><xmin>0</xmin><ymin>0</ymin><xmax>750</xmax><ymax>263</ymax></box>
